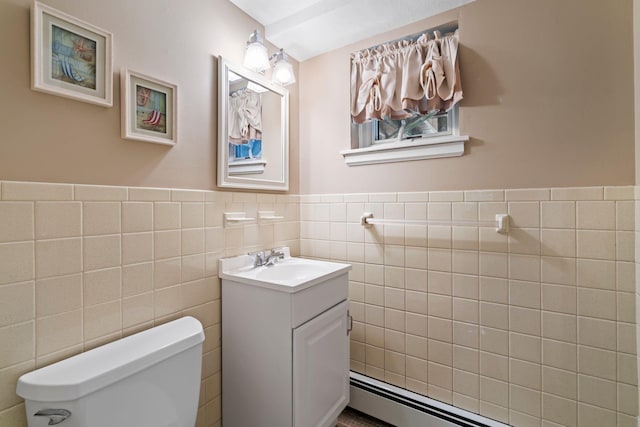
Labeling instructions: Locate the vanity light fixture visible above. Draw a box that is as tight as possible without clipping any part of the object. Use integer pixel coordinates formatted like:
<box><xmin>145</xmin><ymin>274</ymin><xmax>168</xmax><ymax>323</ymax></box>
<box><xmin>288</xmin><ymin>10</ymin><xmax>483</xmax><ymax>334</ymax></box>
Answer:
<box><xmin>243</xmin><ymin>29</ymin><xmax>270</xmax><ymax>72</ymax></box>
<box><xmin>271</xmin><ymin>49</ymin><xmax>296</xmax><ymax>86</ymax></box>
<box><xmin>243</xmin><ymin>29</ymin><xmax>296</xmax><ymax>86</ymax></box>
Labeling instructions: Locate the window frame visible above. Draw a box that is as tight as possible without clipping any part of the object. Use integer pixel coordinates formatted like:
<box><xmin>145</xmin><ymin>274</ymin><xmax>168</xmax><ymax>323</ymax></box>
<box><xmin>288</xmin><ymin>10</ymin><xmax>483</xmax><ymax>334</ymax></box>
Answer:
<box><xmin>343</xmin><ymin>24</ymin><xmax>468</xmax><ymax>166</ymax></box>
<box><xmin>357</xmin><ymin>108</ymin><xmax>456</xmax><ymax>149</ymax></box>
<box><xmin>342</xmin><ymin>105</ymin><xmax>468</xmax><ymax>166</ymax></box>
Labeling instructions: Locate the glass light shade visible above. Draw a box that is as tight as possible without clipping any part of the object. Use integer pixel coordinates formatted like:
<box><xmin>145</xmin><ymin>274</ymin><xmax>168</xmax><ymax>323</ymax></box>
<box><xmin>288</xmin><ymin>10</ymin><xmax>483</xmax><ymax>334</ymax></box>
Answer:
<box><xmin>244</xmin><ymin>42</ymin><xmax>270</xmax><ymax>72</ymax></box>
<box><xmin>272</xmin><ymin>58</ymin><xmax>296</xmax><ymax>86</ymax></box>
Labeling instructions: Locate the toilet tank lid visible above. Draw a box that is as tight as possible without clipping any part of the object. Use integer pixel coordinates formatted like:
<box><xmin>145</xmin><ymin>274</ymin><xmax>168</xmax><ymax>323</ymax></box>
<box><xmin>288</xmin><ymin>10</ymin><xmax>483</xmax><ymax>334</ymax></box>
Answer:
<box><xmin>16</xmin><ymin>316</ymin><xmax>204</xmax><ymax>402</ymax></box>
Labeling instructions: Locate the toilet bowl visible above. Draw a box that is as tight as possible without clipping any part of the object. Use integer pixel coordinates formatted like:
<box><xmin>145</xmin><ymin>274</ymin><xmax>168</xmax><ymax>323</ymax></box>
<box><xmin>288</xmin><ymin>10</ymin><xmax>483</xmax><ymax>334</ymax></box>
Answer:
<box><xmin>17</xmin><ymin>316</ymin><xmax>204</xmax><ymax>427</ymax></box>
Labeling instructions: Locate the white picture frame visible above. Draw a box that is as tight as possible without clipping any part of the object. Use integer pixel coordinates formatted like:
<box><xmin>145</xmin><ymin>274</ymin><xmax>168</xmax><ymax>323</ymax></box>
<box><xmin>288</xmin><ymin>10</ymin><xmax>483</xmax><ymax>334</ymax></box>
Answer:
<box><xmin>121</xmin><ymin>68</ymin><xmax>177</xmax><ymax>146</ymax></box>
<box><xmin>31</xmin><ymin>1</ymin><xmax>113</xmax><ymax>107</ymax></box>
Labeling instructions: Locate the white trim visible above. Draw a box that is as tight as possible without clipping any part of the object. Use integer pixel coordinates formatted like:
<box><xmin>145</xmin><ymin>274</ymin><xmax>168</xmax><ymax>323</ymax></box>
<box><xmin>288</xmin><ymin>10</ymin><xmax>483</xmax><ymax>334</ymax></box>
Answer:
<box><xmin>217</xmin><ymin>56</ymin><xmax>290</xmax><ymax>191</ymax></box>
<box><xmin>341</xmin><ymin>134</ymin><xmax>468</xmax><ymax>166</ymax></box>
<box><xmin>228</xmin><ymin>158</ymin><xmax>267</xmax><ymax>175</ymax></box>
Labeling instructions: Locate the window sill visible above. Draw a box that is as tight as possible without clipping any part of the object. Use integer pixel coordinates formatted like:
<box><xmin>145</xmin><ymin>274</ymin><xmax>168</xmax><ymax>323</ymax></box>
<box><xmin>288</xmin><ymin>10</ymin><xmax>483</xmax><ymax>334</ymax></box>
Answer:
<box><xmin>340</xmin><ymin>134</ymin><xmax>468</xmax><ymax>166</ymax></box>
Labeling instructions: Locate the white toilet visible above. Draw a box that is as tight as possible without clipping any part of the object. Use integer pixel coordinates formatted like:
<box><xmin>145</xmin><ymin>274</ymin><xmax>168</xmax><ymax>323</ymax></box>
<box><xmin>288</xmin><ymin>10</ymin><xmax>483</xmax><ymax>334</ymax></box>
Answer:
<box><xmin>16</xmin><ymin>316</ymin><xmax>204</xmax><ymax>427</ymax></box>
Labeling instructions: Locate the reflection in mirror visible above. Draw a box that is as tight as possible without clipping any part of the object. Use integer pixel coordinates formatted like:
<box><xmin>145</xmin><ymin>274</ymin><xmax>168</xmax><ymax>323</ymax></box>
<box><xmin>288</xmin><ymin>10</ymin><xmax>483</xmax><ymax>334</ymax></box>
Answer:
<box><xmin>218</xmin><ymin>57</ymin><xmax>289</xmax><ymax>191</ymax></box>
<box><xmin>228</xmin><ymin>71</ymin><xmax>266</xmax><ymax>175</ymax></box>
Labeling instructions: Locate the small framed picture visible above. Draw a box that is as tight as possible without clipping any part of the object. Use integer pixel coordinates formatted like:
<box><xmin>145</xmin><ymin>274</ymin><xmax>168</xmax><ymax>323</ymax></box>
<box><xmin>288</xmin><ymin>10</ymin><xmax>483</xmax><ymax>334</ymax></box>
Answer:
<box><xmin>121</xmin><ymin>68</ymin><xmax>177</xmax><ymax>146</ymax></box>
<box><xmin>31</xmin><ymin>1</ymin><xmax>113</xmax><ymax>107</ymax></box>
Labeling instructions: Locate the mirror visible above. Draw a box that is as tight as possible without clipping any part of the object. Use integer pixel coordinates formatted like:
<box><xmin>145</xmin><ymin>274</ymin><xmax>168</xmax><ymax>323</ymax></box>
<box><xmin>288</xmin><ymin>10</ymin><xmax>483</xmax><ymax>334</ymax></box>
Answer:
<box><xmin>218</xmin><ymin>56</ymin><xmax>289</xmax><ymax>191</ymax></box>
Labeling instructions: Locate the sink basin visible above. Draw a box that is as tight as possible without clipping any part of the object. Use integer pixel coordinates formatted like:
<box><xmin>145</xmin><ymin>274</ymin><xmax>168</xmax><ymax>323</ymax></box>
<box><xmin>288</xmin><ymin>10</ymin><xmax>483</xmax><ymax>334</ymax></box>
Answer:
<box><xmin>219</xmin><ymin>248</ymin><xmax>351</xmax><ymax>292</ymax></box>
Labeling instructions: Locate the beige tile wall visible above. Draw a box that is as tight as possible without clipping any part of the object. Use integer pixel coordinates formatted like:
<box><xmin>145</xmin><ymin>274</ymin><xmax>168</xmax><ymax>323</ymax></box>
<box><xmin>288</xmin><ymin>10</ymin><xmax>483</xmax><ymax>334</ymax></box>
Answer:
<box><xmin>0</xmin><ymin>181</ymin><xmax>299</xmax><ymax>427</ymax></box>
<box><xmin>1</xmin><ymin>180</ymin><xmax>637</xmax><ymax>427</ymax></box>
<box><xmin>300</xmin><ymin>187</ymin><xmax>638</xmax><ymax>427</ymax></box>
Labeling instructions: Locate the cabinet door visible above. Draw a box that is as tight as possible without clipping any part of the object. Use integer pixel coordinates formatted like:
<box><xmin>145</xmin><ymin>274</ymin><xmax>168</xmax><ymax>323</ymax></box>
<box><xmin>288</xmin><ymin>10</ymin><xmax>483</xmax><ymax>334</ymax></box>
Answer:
<box><xmin>293</xmin><ymin>300</ymin><xmax>349</xmax><ymax>427</ymax></box>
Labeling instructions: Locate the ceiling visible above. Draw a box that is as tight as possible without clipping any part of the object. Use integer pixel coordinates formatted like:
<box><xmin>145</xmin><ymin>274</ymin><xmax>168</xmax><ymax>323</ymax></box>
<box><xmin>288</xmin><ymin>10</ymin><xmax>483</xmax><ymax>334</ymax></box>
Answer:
<box><xmin>229</xmin><ymin>0</ymin><xmax>475</xmax><ymax>62</ymax></box>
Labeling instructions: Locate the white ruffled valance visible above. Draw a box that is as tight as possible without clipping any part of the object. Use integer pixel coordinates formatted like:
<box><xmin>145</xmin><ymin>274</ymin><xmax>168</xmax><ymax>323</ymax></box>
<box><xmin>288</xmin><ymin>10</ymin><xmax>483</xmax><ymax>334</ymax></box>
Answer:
<box><xmin>350</xmin><ymin>30</ymin><xmax>462</xmax><ymax>124</ymax></box>
<box><xmin>228</xmin><ymin>89</ymin><xmax>262</xmax><ymax>141</ymax></box>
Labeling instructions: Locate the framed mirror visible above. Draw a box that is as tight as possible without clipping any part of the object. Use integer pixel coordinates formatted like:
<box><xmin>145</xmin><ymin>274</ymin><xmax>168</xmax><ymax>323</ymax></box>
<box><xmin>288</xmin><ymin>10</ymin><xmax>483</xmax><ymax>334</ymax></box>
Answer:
<box><xmin>217</xmin><ymin>56</ymin><xmax>289</xmax><ymax>191</ymax></box>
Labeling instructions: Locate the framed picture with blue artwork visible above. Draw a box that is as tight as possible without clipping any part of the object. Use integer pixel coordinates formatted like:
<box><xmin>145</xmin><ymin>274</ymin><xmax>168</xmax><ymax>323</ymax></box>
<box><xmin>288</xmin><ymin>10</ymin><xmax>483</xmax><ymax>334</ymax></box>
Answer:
<box><xmin>121</xmin><ymin>68</ymin><xmax>177</xmax><ymax>146</ymax></box>
<box><xmin>31</xmin><ymin>1</ymin><xmax>113</xmax><ymax>107</ymax></box>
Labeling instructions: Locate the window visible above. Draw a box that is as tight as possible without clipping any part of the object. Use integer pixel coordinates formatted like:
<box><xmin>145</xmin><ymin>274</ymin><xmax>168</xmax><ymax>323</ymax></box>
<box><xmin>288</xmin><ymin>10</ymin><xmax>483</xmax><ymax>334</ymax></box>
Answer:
<box><xmin>344</xmin><ymin>105</ymin><xmax>466</xmax><ymax>166</ymax></box>
<box><xmin>352</xmin><ymin>108</ymin><xmax>456</xmax><ymax>149</ymax></box>
<box><xmin>342</xmin><ymin>25</ymin><xmax>468</xmax><ymax>166</ymax></box>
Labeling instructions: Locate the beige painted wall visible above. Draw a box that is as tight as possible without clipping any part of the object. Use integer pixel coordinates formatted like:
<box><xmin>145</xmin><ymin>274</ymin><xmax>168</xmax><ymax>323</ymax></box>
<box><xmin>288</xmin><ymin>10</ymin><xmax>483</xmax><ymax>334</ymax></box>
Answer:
<box><xmin>299</xmin><ymin>0</ymin><xmax>635</xmax><ymax>194</ymax></box>
<box><xmin>0</xmin><ymin>0</ymin><xmax>299</xmax><ymax>193</ymax></box>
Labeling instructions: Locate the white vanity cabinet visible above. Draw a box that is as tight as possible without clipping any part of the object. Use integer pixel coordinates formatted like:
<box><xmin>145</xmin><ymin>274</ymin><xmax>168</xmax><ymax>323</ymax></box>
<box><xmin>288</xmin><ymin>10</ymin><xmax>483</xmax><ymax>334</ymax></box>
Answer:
<box><xmin>293</xmin><ymin>300</ymin><xmax>349</xmax><ymax>427</ymax></box>
<box><xmin>219</xmin><ymin>253</ymin><xmax>351</xmax><ymax>427</ymax></box>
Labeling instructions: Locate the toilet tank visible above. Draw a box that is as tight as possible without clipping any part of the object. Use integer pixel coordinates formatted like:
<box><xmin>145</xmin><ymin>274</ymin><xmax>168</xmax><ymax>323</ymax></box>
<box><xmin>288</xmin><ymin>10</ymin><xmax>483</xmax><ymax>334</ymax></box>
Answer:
<box><xmin>17</xmin><ymin>316</ymin><xmax>204</xmax><ymax>427</ymax></box>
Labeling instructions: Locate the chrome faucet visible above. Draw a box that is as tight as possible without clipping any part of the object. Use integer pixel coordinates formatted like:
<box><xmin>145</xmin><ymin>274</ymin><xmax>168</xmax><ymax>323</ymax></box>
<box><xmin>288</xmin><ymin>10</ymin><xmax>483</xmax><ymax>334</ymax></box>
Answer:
<box><xmin>250</xmin><ymin>248</ymin><xmax>285</xmax><ymax>267</ymax></box>
<box><xmin>250</xmin><ymin>251</ymin><xmax>266</xmax><ymax>267</ymax></box>
<box><xmin>264</xmin><ymin>248</ymin><xmax>285</xmax><ymax>266</ymax></box>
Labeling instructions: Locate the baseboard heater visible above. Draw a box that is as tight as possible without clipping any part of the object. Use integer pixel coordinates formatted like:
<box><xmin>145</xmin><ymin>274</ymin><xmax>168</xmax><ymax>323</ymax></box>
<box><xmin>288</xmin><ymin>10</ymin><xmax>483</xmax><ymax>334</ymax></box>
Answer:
<box><xmin>348</xmin><ymin>372</ymin><xmax>510</xmax><ymax>427</ymax></box>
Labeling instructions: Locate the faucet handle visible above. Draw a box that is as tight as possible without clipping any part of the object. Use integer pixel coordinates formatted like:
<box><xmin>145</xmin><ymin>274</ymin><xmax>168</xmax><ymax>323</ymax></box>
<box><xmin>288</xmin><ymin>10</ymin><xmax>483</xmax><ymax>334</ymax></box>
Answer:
<box><xmin>269</xmin><ymin>248</ymin><xmax>286</xmax><ymax>261</ymax></box>
<box><xmin>248</xmin><ymin>251</ymin><xmax>266</xmax><ymax>267</ymax></box>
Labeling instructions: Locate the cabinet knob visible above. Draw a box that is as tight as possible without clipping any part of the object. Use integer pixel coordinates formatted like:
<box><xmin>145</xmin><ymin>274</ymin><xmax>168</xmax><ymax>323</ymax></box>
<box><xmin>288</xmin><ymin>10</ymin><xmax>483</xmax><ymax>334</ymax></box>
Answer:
<box><xmin>347</xmin><ymin>310</ymin><xmax>353</xmax><ymax>335</ymax></box>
